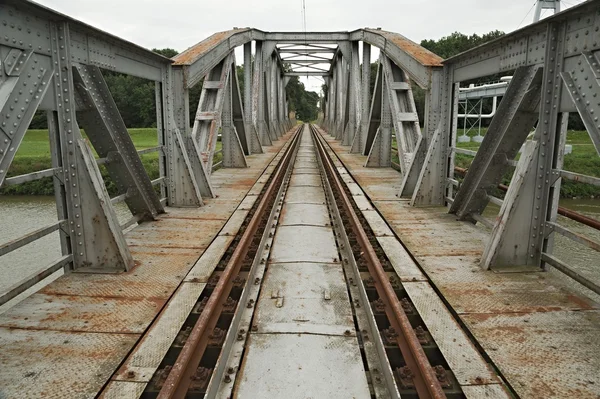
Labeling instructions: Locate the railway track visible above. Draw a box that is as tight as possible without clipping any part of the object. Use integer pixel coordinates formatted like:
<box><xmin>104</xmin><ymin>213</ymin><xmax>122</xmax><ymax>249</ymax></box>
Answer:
<box><xmin>142</xmin><ymin>124</ymin><xmax>476</xmax><ymax>398</ymax></box>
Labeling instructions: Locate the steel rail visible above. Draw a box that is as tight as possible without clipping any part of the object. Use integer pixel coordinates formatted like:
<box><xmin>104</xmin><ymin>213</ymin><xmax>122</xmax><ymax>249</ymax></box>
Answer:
<box><xmin>157</xmin><ymin>126</ymin><xmax>302</xmax><ymax>399</ymax></box>
<box><xmin>310</xmin><ymin>125</ymin><xmax>446</xmax><ymax>399</ymax></box>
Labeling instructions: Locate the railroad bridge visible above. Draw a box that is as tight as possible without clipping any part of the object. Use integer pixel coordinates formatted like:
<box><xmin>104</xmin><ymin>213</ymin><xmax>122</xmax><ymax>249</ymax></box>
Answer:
<box><xmin>0</xmin><ymin>1</ymin><xmax>599</xmax><ymax>398</ymax></box>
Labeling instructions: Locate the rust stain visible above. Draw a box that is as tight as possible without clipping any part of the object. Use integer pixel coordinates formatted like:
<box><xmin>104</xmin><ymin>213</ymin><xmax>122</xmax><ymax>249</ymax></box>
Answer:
<box><xmin>366</xmin><ymin>29</ymin><xmax>443</xmax><ymax>67</ymax></box>
<box><xmin>173</xmin><ymin>29</ymin><xmax>248</xmax><ymax>65</ymax></box>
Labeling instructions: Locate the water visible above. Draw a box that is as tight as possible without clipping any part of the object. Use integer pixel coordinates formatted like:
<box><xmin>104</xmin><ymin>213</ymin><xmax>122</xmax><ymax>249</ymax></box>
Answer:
<box><xmin>0</xmin><ymin>196</ymin><xmax>132</xmax><ymax>313</ymax></box>
<box><xmin>1</xmin><ymin>196</ymin><xmax>598</xmax><ymax>312</ymax></box>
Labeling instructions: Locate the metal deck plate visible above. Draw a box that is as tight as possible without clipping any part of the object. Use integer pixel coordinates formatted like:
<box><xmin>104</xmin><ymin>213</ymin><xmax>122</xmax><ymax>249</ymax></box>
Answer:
<box><xmin>219</xmin><ymin>209</ymin><xmax>250</xmax><ymax>236</ymax></box>
<box><xmin>101</xmin><ymin>381</ymin><xmax>146</xmax><ymax>399</ymax></box>
<box><xmin>114</xmin><ymin>283</ymin><xmax>205</xmax><ymax>382</ymax></box>
<box><xmin>403</xmin><ymin>281</ymin><xmax>500</xmax><ymax>386</ymax></box>
<box><xmin>289</xmin><ymin>173</ymin><xmax>322</xmax><ymax>186</ymax></box>
<box><xmin>292</xmin><ymin>167</ymin><xmax>320</xmax><ymax>174</ymax></box>
<box><xmin>417</xmin><ymin>255</ymin><xmax>596</xmax><ymax>314</ymax></box>
<box><xmin>235</xmin><ymin>333</ymin><xmax>371</xmax><ymax>399</ymax></box>
<box><xmin>185</xmin><ymin>235</ymin><xmax>235</xmax><ymax>282</ymax></box>
<box><xmin>462</xmin><ymin>310</ymin><xmax>600</xmax><ymax>398</ymax></box>
<box><xmin>362</xmin><ymin>209</ymin><xmax>395</xmax><ymax>237</ymax></box>
<box><xmin>279</xmin><ymin>203</ymin><xmax>330</xmax><ymax>227</ymax></box>
<box><xmin>284</xmin><ymin>185</ymin><xmax>326</xmax><ymax>204</ymax></box>
<box><xmin>0</xmin><ymin>293</ymin><xmax>161</xmax><ymax>333</ymax></box>
<box><xmin>376</xmin><ymin>236</ymin><xmax>426</xmax><ymax>281</ymax></box>
<box><xmin>270</xmin><ymin>225</ymin><xmax>338</xmax><ymax>264</ymax></box>
<box><xmin>0</xmin><ymin>327</ymin><xmax>138</xmax><ymax>399</ymax></box>
<box><xmin>254</xmin><ymin>263</ymin><xmax>354</xmax><ymax>335</ymax></box>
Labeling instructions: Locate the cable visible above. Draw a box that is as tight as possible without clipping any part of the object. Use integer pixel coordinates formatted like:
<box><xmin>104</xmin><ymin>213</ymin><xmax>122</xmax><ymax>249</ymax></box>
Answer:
<box><xmin>517</xmin><ymin>0</ymin><xmax>537</xmax><ymax>29</ymax></box>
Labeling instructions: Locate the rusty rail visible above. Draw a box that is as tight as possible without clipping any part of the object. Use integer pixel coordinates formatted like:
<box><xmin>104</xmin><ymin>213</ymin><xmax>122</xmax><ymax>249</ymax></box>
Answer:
<box><xmin>157</xmin><ymin>126</ymin><xmax>302</xmax><ymax>399</ymax></box>
<box><xmin>312</xmin><ymin>124</ymin><xmax>446</xmax><ymax>399</ymax></box>
<box><xmin>454</xmin><ymin>166</ymin><xmax>600</xmax><ymax>231</ymax></box>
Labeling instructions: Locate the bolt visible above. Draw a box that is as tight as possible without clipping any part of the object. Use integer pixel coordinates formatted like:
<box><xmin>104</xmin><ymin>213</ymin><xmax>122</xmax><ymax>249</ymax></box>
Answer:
<box><xmin>224</xmin><ymin>374</ymin><xmax>232</xmax><ymax>383</ymax></box>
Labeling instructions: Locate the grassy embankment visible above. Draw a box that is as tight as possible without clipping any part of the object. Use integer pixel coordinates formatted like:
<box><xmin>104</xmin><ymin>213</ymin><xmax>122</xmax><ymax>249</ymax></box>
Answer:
<box><xmin>391</xmin><ymin>129</ymin><xmax>600</xmax><ymax>198</ymax></box>
<box><xmin>0</xmin><ymin>128</ymin><xmax>222</xmax><ymax>196</ymax></box>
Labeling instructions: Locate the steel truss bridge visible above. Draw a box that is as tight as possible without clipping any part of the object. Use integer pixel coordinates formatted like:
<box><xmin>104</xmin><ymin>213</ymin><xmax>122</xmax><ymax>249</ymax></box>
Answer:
<box><xmin>0</xmin><ymin>0</ymin><xmax>599</xmax><ymax>398</ymax></box>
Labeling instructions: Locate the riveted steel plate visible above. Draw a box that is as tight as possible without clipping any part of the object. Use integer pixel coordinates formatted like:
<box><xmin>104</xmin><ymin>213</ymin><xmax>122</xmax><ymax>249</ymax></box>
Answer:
<box><xmin>462</xmin><ymin>311</ymin><xmax>600</xmax><ymax>399</ymax></box>
<box><xmin>284</xmin><ymin>185</ymin><xmax>326</xmax><ymax>204</ymax></box>
<box><xmin>185</xmin><ymin>235</ymin><xmax>235</xmax><ymax>282</ymax></box>
<box><xmin>270</xmin><ymin>226</ymin><xmax>338</xmax><ymax>264</ymax></box>
<box><xmin>0</xmin><ymin>293</ymin><xmax>162</xmax><ymax>333</ymax></box>
<box><xmin>114</xmin><ymin>283</ymin><xmax>205</xmax><ymax>382</ymax></box>
<box><xmin>236</xmin><ymin>334</ymin><xmax>370</xmax><ymax>399</ymax></box>
<box><xmin>289</xmin><ymin>173</ymin><xmax>322</xmax><ymax>186</ymax></box>
<box><xmin>279</xmin><ymin>203</ymin><xmax>330</xmax><ymax>227</ymax></box>
<box><xmin>0</xmin><ymin>327</ymin><xmax>138</xmax><ymax>399</ymax></box>
<box><xmin>361</xmin><ymin>209</ymin><xmax>394</xmax><ymax>237</ymax></box>
<box><xmin>254</xmin><ymin>263</ymin><xmax>354</xmax><ymax>335</ymax></box>
<box><xmin>101</xmin><ymin>381</ymin><xmax>146</xmax><ymax>399</ymax></box>
<box><xmin>403</xmin><ymin>281</ymin><xmax>499</xmax><ymax>386</ymax></box>
<box><xmin>416</xmin><ymin>255</ymin><xmax>597</xmax><ymax>314</ymax></box>
<box><xmin>376</xmin><ymin>237</ymin><xmax>426</xmax><ymax>281</ymax></box>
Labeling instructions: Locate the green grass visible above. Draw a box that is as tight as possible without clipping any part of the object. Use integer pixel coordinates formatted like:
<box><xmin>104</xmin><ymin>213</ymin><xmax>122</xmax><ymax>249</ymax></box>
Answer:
<box><xmin>1</xmin><ymin>128</ymin><xmax>222</xmax><ymax>196</ymax></box>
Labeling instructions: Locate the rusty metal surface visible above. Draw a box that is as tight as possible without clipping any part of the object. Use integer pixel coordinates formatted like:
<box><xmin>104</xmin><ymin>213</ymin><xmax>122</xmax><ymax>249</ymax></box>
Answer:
<box><xmin>462</xmin><ymin>311</ymin><xmax>600</xmax><ymax>398</ymax></box>
<box><xmin>321</xmin><ymin>128</ymin><xmax>600</xmax><ymax>399</ymax></box>
<box><xmin>253</xmin><ymin>263</ymin><xmax>355</xmax><ymax>335</ymax></box>
<box><xmin>0</xmin><ymin>130</ymin><xmax>294</xmax><ymax>398</ymax></box>
<box><xmin>365</xmin><ymin>29</ymin><xmax>444</xmax><ymax>67</ymax></box>
<box><xmin>279</xmin><ymin>203</ymin><xmax>329</xmax><ymax>227</ymax></box>
<box><xmin>0</xmin><ymin>327</ymin><xmax>138</xmax><ymax>399</ymax></box>
<box><xmin>284</xmin><ymin>185</ymin><xmax>326</xmax><ymax>204</ymax></box>
<box><xmin>414</xmin><ymin>255</ymin><xmax>597</xmax><ymax>314</ymax></box>
<box><xmin>0</xmin><ymin>293</ymin><xmax>162</xmax><ymax>333</ymax></box>
<box><xmin>270</xmin><ymin>225</ymin><xmax>337</xmax><ymax>264</ymax></box>
<box><xmin>235</xmin><ymin>333</ymin><xmax>371</xmax><ymax>399</ymax></box>
<box><xmin>156</xmin><ymin>129</ymin><xmax>301</xmax><ymax>398</ymax></box>
<box><xmin>172</xmin><ymin>29</ymin><xmax>248</xmax><ymax>65</ymax></box>
<box><xmin>403</xmin><ymin>281</ymin><xmax>502</xmax><ymax>388</ymax></box>
<box><xmin>113</xmin><ymin>283</ymin><xmax>205</xmax><ymax>383</ymax></box>
<box><xmin>313</xmin><ymin>126</ymin><xmax>446</xmax><ymax>399</ymax></box>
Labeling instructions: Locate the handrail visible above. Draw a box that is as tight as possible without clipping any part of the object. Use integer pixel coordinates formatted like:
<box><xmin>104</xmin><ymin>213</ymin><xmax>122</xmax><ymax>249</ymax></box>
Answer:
<box><xmin>0</xmin><ymin>221</ymin><xmax>63</xmax><ymax>257</ymax></box>
<box><xmin>0</xmin><ymin>255</ymin><xmax>72</xmax><ymax>306</ymax></box>
<box><xmin>541</xmin><ymin>253</ymin><xmax>600</xmax><ymax>295</ymax></box>
<box><xmin>453</xmin><ymin>166</ymin><xmax>600</xmax><ymax>232</ymax></box>
<box><xmin>2</xmin><ymin>168</ymin><xmax>57</xmax><ymax>187</ymax></box>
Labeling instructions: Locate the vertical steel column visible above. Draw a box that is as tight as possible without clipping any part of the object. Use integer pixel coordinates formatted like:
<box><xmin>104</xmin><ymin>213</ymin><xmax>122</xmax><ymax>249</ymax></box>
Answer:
<box><xmin>411</xmin><ymin>65</ymin><xmax>455</xmax><ymax>206</ymax></box>
<box><xmin>165</xmin><ymin>65</ymin><xmax>206</xmax><ymax>205</ymax></box>
<box><xmin>532</xmin><ymin>22</ymin><xmax>567</xmax><ymax>266</ymax></box>
<box><xmin>243</xmin><ymin>41</ymin><xmax>260</xmax><ymax>154</ymax></box>
<box><xmin>252</xmin><ymin>41</ymin><xmax>271</xmax><ymax>146</ymax></box>
<box><xmin>335</xmin><ymin>58</ymin><xmax>345</xmax><ymax>140</ymax></box>
<box><xmin>51</xmin><ymin>22</ymin><xmax>133</xmax><ymax>271</ymax></box>
<box><xmin>351</xmin><ymin>42</ymin><xmax>371</xmax><ymax>153</ymax></box>
<box><xmin>343</xmin><ymin>41</ymin><xmax>360</xmax><ymax>146</ymax></box>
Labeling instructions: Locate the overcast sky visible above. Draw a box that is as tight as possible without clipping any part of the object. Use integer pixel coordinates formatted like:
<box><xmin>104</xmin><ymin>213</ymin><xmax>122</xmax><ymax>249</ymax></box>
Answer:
<box><xmin>36</xmin><ymin>0</ymin><xmax>588</xmax><ymax>92</ymax></box>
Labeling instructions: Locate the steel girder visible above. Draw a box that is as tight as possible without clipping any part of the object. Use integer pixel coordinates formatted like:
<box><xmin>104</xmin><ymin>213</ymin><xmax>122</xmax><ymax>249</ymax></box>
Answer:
<box><xmin>449</xmin><ymin>66</ymin><xmax>543</xmax><ymax>221</ymax></box>
<box><xmin>351</xmin><ymin>43</ymin><xmax>372</xmax><ymax>154</ymax></box>
<box><xmin>73</xmin><ymin>65</ymin><xmax>164</xmax><ymax>220</ymax></box>
<box><xmin>0</xmin><ymin>14</ymin><xmax>155</xmax><ymax>272</ymax></box>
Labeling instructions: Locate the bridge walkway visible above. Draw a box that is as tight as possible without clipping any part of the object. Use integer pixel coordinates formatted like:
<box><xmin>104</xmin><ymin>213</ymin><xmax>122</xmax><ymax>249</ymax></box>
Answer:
<box><xmin>318</xmin><ymin>126</ymin><xmax>600</xmax><ymax>399</ymax></box>
<box><xmin>0</xmin><ymin>129</ymin><xmax>294</xmax><ymax>399</ymax></box>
